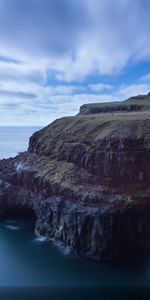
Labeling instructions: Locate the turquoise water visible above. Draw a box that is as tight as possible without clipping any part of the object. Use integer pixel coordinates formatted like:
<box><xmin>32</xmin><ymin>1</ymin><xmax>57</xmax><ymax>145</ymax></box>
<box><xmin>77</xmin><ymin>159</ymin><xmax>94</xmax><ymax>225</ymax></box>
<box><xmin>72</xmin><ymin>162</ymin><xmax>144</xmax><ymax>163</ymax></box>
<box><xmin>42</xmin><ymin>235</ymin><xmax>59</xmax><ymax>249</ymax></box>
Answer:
<box><xmin>0</xmin><ymin>217</ymin><xmax>150</xmax><ymax>288</ymax></box>
<box><xmin>0</xmin><ymin>126</ymin><xmax>150</xmax><ymax>297</ymax></box>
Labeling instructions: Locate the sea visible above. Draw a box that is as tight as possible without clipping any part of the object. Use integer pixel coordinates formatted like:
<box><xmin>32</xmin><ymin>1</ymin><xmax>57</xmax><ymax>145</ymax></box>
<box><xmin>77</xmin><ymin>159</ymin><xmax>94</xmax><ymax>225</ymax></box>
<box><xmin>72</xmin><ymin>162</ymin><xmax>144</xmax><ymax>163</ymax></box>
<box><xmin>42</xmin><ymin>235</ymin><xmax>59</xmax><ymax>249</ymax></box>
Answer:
<box><xmin>0</xmin><ymin>126</ymin><xmax>149</xmax><ymax>299</ymax></box>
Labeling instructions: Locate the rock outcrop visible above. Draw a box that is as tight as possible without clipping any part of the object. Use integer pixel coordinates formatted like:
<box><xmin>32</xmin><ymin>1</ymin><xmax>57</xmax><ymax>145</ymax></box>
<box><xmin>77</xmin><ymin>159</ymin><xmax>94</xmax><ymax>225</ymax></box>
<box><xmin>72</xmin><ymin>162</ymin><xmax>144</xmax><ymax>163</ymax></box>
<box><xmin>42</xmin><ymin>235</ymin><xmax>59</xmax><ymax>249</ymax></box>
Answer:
<box><xmin>0</xmin><ymin>94</ymin><xmax>150</xmax><ymax>260</ymax></box>
<box><xmin>79</xmin><ymin>93</ymin><xmax>150</xmax><ymax>115</ymax></box>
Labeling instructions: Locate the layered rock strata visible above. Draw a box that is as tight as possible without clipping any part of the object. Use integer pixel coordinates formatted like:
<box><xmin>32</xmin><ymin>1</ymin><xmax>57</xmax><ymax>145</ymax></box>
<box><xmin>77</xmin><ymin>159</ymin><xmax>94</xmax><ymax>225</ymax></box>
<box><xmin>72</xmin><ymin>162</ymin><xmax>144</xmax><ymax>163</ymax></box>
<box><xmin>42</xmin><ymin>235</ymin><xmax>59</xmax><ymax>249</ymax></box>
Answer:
<box><xmin>0</xmin><ymin>94</ymin><xmax>150</xmax><ymax>260</ymax></box>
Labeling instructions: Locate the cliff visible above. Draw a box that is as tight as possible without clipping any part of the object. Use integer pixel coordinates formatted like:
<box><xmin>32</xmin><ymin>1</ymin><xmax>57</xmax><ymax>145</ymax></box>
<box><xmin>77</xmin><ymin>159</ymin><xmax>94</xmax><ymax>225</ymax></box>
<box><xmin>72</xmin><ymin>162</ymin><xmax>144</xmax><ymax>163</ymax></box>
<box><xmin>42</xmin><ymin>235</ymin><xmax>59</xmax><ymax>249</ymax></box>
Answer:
<box><xmin>0</xmin><ymin>93</ymin><xmax>150</xmax><ymax>260</ymax></box>
<box><xmin>79</xmin><ymin>93</ymin><xmax>150</xmax><ymax>114</ymax></box>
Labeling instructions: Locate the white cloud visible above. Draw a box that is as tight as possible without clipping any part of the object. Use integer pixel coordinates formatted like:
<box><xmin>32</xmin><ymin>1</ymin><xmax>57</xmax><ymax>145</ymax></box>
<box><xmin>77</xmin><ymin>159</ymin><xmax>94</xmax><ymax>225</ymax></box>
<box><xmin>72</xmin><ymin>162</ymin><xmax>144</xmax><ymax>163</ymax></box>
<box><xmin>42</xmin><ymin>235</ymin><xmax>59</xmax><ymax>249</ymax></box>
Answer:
<box><xmin>88</xmin><ymin>83</ymin><xmax>112</xmax><ymax>92</ymax></box>
<box><xmin>117</xmin><ymin>83</ymin><xmax>150</xmax><ymax>99</ymax></box>
<box><xmin>0</xmin><ymin>57</ymin><xmax>149</xmax><ymax>125</ymax></box>
<box><xmin>0</xmin><ymin>0</ymin><xmax>149</xmax><ymax>81</ymax></box>
<box><xmin>0</xmin><ymin>1</ymin><xmax>149</xmax><ymax>124</ymax></box>
<box><xmin>140</xmin><ymin>73</ymin><xmax>150</xmax><ymax>81</ymax></box>
<box><xmin>0</xmin><ymin>61</ymin><xmax>46</xmax><ymax>83</ymax></box>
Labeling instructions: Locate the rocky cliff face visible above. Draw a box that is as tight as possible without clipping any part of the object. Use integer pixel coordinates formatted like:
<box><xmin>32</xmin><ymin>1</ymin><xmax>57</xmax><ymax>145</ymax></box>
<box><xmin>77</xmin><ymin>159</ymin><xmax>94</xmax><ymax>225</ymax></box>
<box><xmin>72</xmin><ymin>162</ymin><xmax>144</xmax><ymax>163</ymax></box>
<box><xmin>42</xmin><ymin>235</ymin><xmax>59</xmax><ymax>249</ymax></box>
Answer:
<box><xmin>28</xmin><ymin>113</ymin><xmax>150</xmax><ymax>187</ymax></box>
<box><xmin>79</xmin><ymin>93</ymin><xmax>150</xmax><ymax>115</ymax></box>
<box><xmin>0</xmin><ymin>94</ymin><xmax>150</xmax><ymax>260</ymax></box>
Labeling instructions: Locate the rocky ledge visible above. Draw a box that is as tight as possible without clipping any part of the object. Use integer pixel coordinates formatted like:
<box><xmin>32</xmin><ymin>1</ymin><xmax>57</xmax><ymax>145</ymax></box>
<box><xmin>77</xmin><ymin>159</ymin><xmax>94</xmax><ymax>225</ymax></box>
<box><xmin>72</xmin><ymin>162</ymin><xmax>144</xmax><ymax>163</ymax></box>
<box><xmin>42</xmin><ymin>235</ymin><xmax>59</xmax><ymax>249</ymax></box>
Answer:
<box><xmin>0</xmin><ymin>93</ymin><xmax>150</xmax><ymax>260</ymax></box>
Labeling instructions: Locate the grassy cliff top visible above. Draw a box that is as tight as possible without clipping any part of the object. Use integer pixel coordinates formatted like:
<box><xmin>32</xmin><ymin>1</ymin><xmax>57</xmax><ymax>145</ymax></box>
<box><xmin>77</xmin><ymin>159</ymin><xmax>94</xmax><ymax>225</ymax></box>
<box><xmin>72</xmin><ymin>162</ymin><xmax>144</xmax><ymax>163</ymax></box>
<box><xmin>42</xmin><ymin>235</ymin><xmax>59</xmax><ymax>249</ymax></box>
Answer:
<box><xmin>29</xmin><ymin>93</ymin><xmax>150</xmax><ymax>157</ymax></box>
<box><xmin>79</xmin><ymin>93</ymin><xmax>150</xmax><ymax>114</ymax></box>
<box><xmin>26</xmin><ymin>93</ymin><xmax>150</xmax><ymax>203</ymax></box>
<box><xmin>29</xmin><ymin>110</ymin><xmax>150</xmax><ymax>159</ymax></box>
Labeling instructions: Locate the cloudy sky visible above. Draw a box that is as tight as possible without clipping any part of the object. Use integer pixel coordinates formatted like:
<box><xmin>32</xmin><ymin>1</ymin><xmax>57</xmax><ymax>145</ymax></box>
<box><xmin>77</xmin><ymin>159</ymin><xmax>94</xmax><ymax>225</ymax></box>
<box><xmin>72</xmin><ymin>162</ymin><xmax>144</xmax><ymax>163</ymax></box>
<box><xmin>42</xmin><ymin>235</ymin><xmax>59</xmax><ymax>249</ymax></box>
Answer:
<box><xmin>0</xmin><ymin>0</ymin><xmax>150</xmax><ymax>125</ymax></box>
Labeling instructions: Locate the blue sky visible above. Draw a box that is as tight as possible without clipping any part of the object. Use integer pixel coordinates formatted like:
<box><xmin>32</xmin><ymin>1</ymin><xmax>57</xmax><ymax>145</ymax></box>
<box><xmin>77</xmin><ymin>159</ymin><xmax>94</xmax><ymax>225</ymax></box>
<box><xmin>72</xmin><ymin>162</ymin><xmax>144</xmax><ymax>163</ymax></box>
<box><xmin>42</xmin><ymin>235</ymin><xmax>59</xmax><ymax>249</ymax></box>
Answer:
<box><xmin>0</xmin><ymin>0</ymin><xmax>150</xmax><ymax>125</ymax></box>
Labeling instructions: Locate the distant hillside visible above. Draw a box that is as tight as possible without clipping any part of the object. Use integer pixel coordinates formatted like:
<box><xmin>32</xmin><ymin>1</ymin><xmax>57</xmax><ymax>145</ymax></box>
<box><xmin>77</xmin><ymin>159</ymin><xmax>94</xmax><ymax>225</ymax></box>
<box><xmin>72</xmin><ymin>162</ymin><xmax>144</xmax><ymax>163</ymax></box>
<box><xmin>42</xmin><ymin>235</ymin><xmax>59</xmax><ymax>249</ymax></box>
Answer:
<box><xmin>79</xmin><ymin>93</ymin><xmax>150</xmax><ymax>114</ymax></box>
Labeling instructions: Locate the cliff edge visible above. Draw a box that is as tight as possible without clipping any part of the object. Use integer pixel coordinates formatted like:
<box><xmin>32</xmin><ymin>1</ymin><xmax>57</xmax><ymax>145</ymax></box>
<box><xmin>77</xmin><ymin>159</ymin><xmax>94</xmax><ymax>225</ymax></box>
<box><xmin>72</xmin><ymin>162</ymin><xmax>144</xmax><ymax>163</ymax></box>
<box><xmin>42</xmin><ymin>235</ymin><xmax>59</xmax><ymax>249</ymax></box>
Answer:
<box><xmin>0</xmin><ymin>93</ymin><xmax>150</xmax><ymax>260</ymax></box>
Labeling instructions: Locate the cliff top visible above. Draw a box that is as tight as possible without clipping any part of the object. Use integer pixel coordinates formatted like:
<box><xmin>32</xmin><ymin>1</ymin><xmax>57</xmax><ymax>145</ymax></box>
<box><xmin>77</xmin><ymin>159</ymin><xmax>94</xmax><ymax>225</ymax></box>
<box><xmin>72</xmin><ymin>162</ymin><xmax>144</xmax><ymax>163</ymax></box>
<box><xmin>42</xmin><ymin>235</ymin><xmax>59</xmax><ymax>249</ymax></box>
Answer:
<box><xmin>79</xmin><ymin>93</ymin><xmax>150</xmax><ymax>114</ymax></box>
<box><xmin>29</xmin><ymin>92</ymin><xmax>150</xmax><ymax>158</ymax></box>
<box><xmin>29</xmin><ymin>110</ymin><xmax>150</xmax><ymax>158</ymax></box>
<box><xmin>26</xmin><ymin>91</ymin><xmax>150</xmax><ymax>203</ymax></box>
<box><xmin>0</xmin><ymin>92</ymin><xmax>149</xmax><ymax>211</ymax></box>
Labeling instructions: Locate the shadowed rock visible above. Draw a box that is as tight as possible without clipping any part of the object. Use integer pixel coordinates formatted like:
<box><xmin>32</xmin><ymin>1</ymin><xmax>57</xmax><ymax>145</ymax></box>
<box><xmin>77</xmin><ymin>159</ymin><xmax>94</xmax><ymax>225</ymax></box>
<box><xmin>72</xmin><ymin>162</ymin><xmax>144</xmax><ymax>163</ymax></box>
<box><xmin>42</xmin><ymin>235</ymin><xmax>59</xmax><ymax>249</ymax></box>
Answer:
<box><xmin>0</xmin><ymin>93</ymin><xmax>150</xmax><ymax>260</ymax></box>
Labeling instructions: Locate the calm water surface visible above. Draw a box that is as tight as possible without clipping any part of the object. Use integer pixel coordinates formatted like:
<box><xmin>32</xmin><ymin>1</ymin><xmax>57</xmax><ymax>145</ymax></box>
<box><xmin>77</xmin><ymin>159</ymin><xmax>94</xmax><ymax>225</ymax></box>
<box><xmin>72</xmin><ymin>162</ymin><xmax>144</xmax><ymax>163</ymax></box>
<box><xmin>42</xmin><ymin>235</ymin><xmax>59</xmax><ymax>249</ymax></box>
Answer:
<box><xmin>0</xmin><ymin>126</ymin><xmax>150</xmax><ymax>289</ymax></box>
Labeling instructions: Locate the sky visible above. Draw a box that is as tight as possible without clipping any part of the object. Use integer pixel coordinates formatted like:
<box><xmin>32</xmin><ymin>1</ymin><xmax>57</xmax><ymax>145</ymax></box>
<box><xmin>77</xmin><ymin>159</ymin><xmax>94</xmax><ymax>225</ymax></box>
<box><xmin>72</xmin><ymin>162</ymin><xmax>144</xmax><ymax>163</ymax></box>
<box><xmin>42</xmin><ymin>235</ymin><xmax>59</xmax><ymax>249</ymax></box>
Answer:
<box><xmin>0</xmin><ymin>0</ymin><xmax>150</xmax><ymax>125</ymax></box>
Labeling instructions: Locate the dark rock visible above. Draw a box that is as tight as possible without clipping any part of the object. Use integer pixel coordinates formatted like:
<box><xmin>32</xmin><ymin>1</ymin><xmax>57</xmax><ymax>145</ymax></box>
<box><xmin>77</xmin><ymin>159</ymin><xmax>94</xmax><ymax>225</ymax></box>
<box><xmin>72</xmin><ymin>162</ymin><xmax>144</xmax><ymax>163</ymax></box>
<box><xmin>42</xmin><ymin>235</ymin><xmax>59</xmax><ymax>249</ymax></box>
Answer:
<box><xmin>79</xmin><ymin>93</ymin><xmax>150</xmax><ymax>115</ymax></box>
<box><xmin>0</xmin><ymin>95</ymin><xmax>150</xmax><ymax>260</ymax></box>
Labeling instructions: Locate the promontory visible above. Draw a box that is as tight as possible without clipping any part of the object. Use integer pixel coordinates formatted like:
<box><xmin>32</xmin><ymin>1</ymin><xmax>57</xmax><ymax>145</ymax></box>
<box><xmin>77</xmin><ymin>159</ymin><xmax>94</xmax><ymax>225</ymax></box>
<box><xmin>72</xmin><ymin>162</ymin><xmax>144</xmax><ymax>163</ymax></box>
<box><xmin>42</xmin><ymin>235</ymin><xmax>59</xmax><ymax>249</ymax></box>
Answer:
<box><xmin>0</xmin><ymin>93</ymin><xmax>150</xmax><ymax>260</ymax></box>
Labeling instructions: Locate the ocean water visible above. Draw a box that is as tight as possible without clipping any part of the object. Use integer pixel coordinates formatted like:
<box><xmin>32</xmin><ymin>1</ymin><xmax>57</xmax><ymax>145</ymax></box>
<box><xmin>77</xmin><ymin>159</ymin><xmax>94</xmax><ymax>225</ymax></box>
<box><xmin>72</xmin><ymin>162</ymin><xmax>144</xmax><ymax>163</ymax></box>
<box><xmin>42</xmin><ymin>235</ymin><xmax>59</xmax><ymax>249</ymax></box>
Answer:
<box><xmin>0</xmin><ymin>126</ymin><xmax>149</xmax><ymax>298</ymax></box>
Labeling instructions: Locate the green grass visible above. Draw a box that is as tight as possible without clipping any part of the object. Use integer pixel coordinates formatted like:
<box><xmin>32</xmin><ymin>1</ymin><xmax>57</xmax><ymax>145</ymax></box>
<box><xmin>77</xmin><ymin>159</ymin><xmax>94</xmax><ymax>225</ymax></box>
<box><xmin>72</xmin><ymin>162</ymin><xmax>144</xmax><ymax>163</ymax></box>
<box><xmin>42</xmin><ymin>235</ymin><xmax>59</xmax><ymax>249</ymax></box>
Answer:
<box><xmin>27</xmin><ymin>94</ymin><xmax>150</xmax><ymax>203</ymax></box>
<box><xmin>29</xmin><ymin>111</ymin><xmax>150</xmax><ymax>157</ymax></box>
<box><xmin>80</xmin><ymin>94</ymin><xmax>150</xmax><ymax>113</ymax></box>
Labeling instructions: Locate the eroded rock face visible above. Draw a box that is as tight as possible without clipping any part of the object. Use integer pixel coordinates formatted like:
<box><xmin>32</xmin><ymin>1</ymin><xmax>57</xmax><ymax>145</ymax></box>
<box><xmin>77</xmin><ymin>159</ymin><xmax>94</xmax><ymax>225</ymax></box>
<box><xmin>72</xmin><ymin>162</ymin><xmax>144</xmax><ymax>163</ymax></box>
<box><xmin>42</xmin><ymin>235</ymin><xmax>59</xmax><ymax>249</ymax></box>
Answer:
<box><xmin>28</xmin><ymin>115</ymin><xmax>150</xmax><ymax>187</ymax></box>
<box><xmin>79</xmin><ymin>94</ymin><xmax>150</xmax><ymax>115</ymax></box>
<box><xmin>80</xmin><ymin>104</ymin><xmax>146</xmax><ymax>114</ymax></box>
<box><xmin>0</xmin><ymin>154</ymin><xmax>150</xmax><ymax>260</ymax></box>
<box><xmin>0</xmin><ymin>96</ymin><xmax>150</xmax><ymax>260</ymax></box>
<box><xmin>1</xmin><ymin>154</ymin><xmax>150</xmax><ymax>260</ymax></box>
